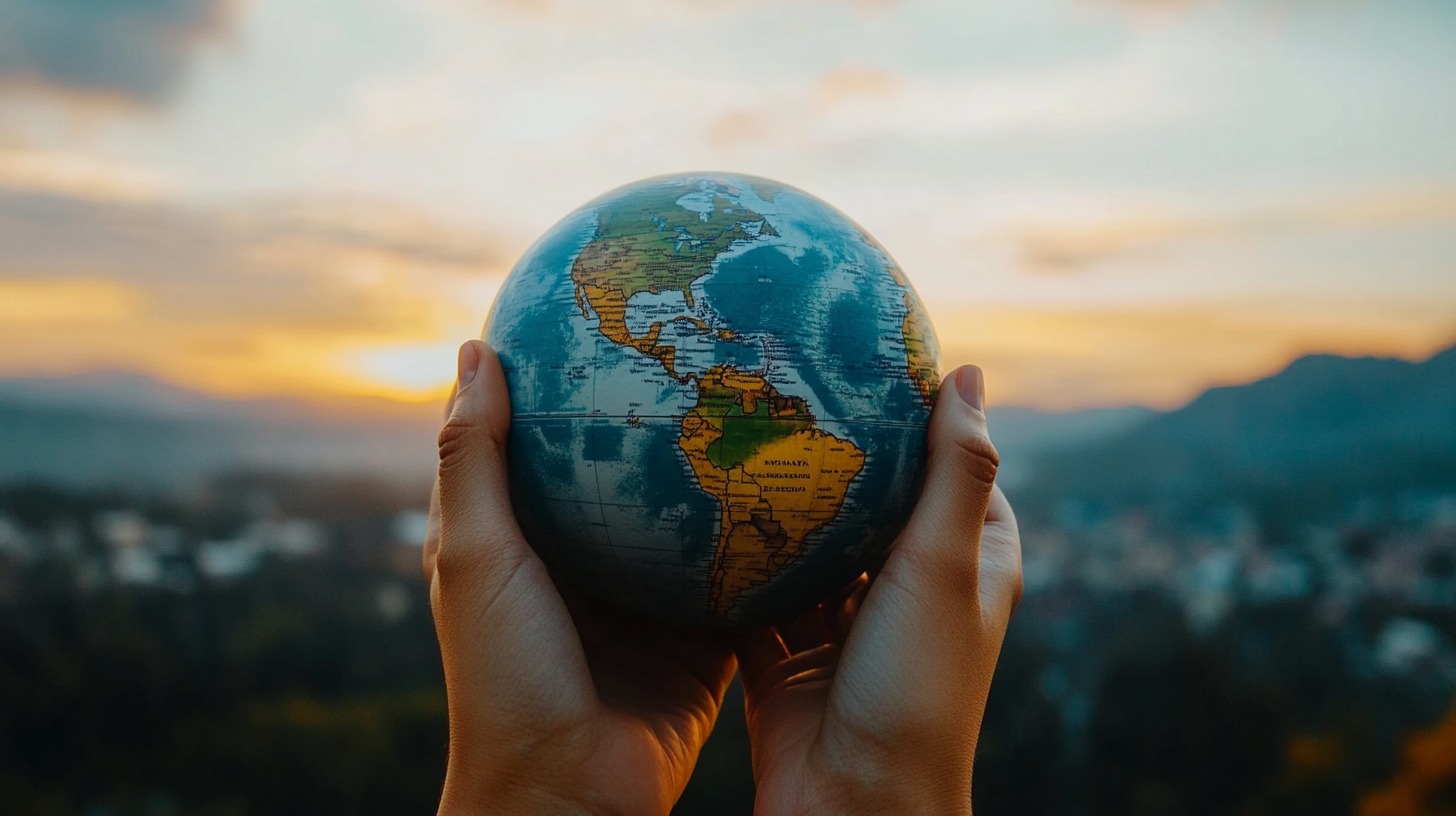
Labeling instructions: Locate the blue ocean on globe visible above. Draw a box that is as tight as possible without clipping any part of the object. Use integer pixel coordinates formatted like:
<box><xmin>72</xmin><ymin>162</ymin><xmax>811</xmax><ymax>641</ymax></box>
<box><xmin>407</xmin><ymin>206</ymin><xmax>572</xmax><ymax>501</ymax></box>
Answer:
<box><xmin>484</xmin><ymin>172</ymin><xmax>942</xmax><ymax>627</ymax></box>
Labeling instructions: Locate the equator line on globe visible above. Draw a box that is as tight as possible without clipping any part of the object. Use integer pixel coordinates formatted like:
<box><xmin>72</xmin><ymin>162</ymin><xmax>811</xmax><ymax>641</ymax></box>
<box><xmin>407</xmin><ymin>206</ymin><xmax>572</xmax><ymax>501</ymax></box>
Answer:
<box><xmin>484</xmin><ymin>172</ymin><xmax>942</xmax><ymax>627</ymax></box>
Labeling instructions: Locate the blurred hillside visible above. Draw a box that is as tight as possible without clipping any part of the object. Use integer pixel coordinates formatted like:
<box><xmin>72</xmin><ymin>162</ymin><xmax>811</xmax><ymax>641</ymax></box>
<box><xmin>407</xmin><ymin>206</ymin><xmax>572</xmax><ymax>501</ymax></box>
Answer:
<box><xmin>0</xmin><ymin>373</ymin><xmax>441</xmax><ymax>490</ymax></box>
<box><xmin>1023</xmin><ymin>343</ymin><xmax>1456</xmax><ymax>529</ymax></box>
<box><xmin>0</xmin><ymin>371</ymin><xmax>1150</xmax><ymax>492</ymax></box>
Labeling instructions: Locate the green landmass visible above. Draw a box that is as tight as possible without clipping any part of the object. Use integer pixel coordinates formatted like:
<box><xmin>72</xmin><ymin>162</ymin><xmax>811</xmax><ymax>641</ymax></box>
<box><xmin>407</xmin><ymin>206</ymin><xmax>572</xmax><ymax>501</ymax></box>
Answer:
<box><xmin>691</xmin><ymin>366</ymin><xmax>813</xmax><ymax>469</ymax></box>
<box><xmin>573</xmin><ymin>186</ymin><xmax>779</xmax><ymax>306</ymax></box>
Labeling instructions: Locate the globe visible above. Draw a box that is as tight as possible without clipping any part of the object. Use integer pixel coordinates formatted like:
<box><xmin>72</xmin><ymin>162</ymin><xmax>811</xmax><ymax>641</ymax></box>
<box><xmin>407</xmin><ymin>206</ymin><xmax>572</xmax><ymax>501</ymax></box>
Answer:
<box><xmin>484</xmin><ymin>172</ymin><xmax>942</xmax><ymax>628</ymax></box>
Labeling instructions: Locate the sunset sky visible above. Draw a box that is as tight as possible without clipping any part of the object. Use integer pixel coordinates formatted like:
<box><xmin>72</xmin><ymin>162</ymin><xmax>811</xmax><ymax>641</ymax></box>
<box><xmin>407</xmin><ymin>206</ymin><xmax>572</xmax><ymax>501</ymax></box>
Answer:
<box><xmin>1</xmin><ymin>0</ymin><xmax>1453</xmax><ymax>411</ymax></box>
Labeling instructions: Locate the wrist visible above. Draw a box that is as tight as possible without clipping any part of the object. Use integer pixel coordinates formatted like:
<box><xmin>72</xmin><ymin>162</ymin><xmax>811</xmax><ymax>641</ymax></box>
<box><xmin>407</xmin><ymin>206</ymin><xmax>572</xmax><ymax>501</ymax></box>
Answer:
<box><xmin>805</xmin><ymin>745</ymin><xmax>974</xmax><ymax>816</ymax></box>
<box><xmin>438</xmin><ymin>778</ymin><xmax>603</xmax><ymax>816</ymax></box>
<box><xmin>438</xmin><ymin>760</ymin><xmax>604</xmax><ymax>816</ymax></box>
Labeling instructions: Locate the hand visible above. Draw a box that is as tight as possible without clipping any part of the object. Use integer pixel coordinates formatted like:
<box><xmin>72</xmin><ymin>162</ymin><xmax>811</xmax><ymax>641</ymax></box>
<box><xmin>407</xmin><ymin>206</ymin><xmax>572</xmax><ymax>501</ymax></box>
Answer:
<box><xmin>424</xmin><ymin>340</ymin><xmax>738</xmax><ymax>816</ymax></box>
<box><xmin>735</xmin><ymin>365</ymin><xmax>1023</xmax><ymax>816</ymax></box>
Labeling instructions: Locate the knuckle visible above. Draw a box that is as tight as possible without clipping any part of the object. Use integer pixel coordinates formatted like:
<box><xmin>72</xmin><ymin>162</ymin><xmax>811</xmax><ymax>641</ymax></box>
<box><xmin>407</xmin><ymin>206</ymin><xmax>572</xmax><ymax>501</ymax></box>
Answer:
<box><xmin>980</xmin><ymin>531</ymin><xmax>1024</xmax><ymax>614</ymax></box>
<box><xmin>1010</xmin><ymin>571</ymin><xmax>1025</xmax><ymax>611</ymax></box>
<box><xmin>436</xmin><ymin>418</ymin><xmax>475</xmax><ymax>469</ymax></box>
<box><xmin>950</xmin><ymin>432</ymin><xmax>999</xmax><ymax>488</ymax></box>
<box><xmin>431</xmin><ymin>534</ymin><xmax>486</xmax><ymax>586</ymax></box>
<box><xmin>433</xmin><ymin>519</ymin><xmax>523</xmax><ymax>583</ymax></box>
<box><xmin>890</xmin><ymin>542</ymin><xmax>977</xmax><ymax>601</ymax></box>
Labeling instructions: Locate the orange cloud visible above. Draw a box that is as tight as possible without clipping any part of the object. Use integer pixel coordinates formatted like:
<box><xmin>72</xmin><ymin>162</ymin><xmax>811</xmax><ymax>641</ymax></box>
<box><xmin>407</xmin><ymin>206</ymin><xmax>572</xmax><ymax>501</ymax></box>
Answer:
<box><xmin>1008</xmin><ymin>187</ymin><xmax>1456</xmax><ymax>273</ymax></box>
<box><xmin>814</xmin><ymin>65</ymin><xmax>901</xmax><ymax>107</ymax></box>
<box><xmin>931</xmin><ymin>296</ymin><xmax>1456</xmax><ymax>409</ymax></box>
<box><xmin>707</xmin><ymin>109</ymin><xmax>777</xmax><ymax>151</ymax></box>
<box><xmin>0</xmin><ymin>278</ymin><xmax>141</xmax><ymax>324</ymax></box>
<box><xmin>0</xmin><ymin>148</ymin><xmax>174</xmax><ymax>201</ymax></box>
<box><xmin>0</xmin><ymin>189</ymin><xmax>511</xmax><ymax>404</ymax></box>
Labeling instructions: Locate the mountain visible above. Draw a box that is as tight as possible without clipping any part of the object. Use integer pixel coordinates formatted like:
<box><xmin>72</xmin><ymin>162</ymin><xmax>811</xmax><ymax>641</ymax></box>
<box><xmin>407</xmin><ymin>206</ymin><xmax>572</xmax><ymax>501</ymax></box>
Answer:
<box><xmin>0</xmin><ymin>371</ymin><xmax>1153</xmax><ymax>493</ymax></box>
<box><xmin>19</xmin><ymin>342</ymin><xmax>1448</xmax><ymax>508</ymax></box>
<box><xmin>1026</xmin><ymin>343</ymin><xmax>1456</xmax><ymax>525</ymax></box>
<box><xmin>986</xmin><ymin>404</ymin><xmax>1158</xmax><ymax>488</ymax></box>
<box><xmin>0</xmin><ymin>372</ymin><xmax>441</xmax><ymax>491</ymax></box>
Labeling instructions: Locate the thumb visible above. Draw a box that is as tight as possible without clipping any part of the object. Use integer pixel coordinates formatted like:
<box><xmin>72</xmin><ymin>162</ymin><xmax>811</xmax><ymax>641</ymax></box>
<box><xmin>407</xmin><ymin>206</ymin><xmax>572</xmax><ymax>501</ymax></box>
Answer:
<box><xmin>434</xmin><ymin>340</ymin><xmax>527</xmax><ymax>588</ymax></box>
<box><xmin>880</xmin><ymin>365</ymin><xmax>999</xmax><ymax>616</ymax></box>
<box><xmin>819</xmin><ymin>366</ymin><xmax>1002</xmax><ymax>761</ymax></box>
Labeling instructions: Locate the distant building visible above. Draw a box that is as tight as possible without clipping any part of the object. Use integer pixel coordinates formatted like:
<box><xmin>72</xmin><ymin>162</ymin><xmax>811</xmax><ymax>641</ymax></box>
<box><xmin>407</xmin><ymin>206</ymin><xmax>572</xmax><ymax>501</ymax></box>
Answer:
<box><xmin>196</xmin><ymin>518</ymin><xmax>326</xmax><ymax>580</ymax></box>
<box><xmin>1375</xmin><ymin>617</ymin><xmax>1445</xmax><ymax>675</ymax></box>
<box><xmin>0</xmin><ymin>514</ymin><xmax>31</xmax><ymax>561</ymax></box>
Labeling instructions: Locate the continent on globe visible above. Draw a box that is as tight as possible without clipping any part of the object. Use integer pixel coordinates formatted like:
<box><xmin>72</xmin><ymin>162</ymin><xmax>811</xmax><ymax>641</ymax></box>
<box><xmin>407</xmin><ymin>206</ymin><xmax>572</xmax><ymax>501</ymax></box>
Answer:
<box><xmin>572</xmin><ymin>187</ymin><xmax>778</xmax><ymax>381</ymax></box>
<box><xmin>676</xmin><ymin>365</ymin><xmax>865</xmax><ymax>616</ymax></box>
<box><xmin>485</xmin><ymin>172</ymin><xmax>942</xmax><ymax>627</ymax></box>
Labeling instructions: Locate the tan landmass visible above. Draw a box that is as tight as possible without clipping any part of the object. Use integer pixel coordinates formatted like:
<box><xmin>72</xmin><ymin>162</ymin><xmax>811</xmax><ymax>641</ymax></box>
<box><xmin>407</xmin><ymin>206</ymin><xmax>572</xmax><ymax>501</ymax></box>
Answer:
<box><xmin>902</xmin><ymin>291</ymin><xmax>940</xmax><ymax>408</ymax></box>
<box><xmin>579</xmin><ymin>283</ymin><xmax>682</xmax><ymax>379</ymax></box>
<box><xmin>678</xmin><ymin>366</ymin><xmax>865</xmax><ymax>619</ymax></box>
<box><xmin>572</xmin><ymin>187</ymin><xmax>777</xmax><ymax>384</ymax></box>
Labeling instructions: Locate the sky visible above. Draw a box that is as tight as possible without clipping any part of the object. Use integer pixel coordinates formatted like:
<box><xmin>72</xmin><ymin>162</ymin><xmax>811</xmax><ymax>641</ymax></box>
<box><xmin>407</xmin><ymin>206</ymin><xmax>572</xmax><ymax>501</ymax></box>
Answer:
<box><xmin>0</xmin><ymin>0</ymin><xmax>1453</xmax><ymax>411</ymax></box>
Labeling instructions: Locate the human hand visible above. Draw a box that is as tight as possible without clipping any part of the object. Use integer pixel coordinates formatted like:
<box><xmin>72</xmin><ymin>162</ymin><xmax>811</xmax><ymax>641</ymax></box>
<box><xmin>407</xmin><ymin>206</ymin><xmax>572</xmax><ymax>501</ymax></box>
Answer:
<box><xmin>424</xmin><ymin>340</ymin><xmax>738</xmax><ymax>816</ymax></box>
<box><xmin>735</xmin><ymin>365</ymin><xmax>1023</xmax><ymax>816</ymax></box>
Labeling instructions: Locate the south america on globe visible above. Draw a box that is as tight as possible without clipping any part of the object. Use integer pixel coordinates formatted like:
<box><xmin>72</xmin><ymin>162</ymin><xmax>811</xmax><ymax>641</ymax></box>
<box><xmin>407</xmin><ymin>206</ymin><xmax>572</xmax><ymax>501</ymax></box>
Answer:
<box><xmin>484</xmin><ymin>172</ymin><xmax>942</xmax><ymax>628</ymax></box>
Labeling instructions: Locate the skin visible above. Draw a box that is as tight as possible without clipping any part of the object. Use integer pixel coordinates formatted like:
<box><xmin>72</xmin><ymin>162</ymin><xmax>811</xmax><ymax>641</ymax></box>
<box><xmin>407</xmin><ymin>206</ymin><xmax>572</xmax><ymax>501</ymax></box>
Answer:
<box><xmin>426</xmin><ymin>340</ymin><xmax>1022</xmax><ymax>816</ymax></box>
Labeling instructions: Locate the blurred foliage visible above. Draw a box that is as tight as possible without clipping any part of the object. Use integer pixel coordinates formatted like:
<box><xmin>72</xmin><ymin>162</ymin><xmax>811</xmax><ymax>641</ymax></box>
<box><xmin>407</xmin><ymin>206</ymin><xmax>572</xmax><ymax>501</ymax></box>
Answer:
<box><xmin>1</xmin><ymin>479</ymin><xmax>1454</xmax><ymax>815</ymax></box>
<box><xmin>1360</xmin><ymin>704</ymin><xmax>1456</xmax><ymax>816</ymax></box>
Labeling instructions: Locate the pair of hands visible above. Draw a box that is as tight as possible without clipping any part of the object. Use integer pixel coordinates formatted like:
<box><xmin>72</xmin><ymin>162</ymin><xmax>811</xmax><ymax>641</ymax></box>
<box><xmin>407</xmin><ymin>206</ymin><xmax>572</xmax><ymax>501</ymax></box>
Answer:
<box><xmin>424</xmin><ymin>340</ymin><xmax>1022</xmax><ymax>816</ymax></box>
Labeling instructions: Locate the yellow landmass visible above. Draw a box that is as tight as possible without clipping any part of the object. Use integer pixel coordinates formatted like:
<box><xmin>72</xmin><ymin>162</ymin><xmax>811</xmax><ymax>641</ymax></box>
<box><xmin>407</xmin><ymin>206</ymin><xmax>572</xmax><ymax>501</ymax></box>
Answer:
<box><xmin>579</xmin><ymin>283</ymin><xmax>682</xmax><ymax>380</ymax></box>
<box><xmin>902</xmin><ymin>291</ymin><xmax>940</xmax><ymax>408</ymax></box>
<box><xmin>679</xmin><ymin>402</ymin><xmax>866</xmax><ymax>620</ymax></box>
<box><xmin>740</xmin><ymin>429</ymin><xmax>865</xmax><ymax>558</ymax></box>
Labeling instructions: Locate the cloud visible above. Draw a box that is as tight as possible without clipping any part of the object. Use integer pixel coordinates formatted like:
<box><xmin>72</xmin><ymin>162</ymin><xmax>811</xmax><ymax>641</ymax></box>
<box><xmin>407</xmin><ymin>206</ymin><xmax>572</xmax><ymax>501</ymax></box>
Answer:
<box><xmin>0</xmin><ymin>147</ymin><xmax>176</xmax><ymax>201</ymax></box>
<box><xmin>0</xmin><ymin>187</ymin><xmax>511</xmax><ymax>400</ymax></box>
<box><xmin>0</xmin><ymin>0</ymin><xmax>241</xmax><ymax>107</ymax></box>
<box><xmin>445</xmin><ymin>0</ymin><xmax>896</xmax><ymax>22</ymax></box>
<box><xmin>932</xmin><ymin>296</ymin><xmax>1456</xmax><ymax>410</ymax></box>
<box><xmin>700</xmin><ymin>47</ymin><xmax>1187</xmax><ymax>160</ymax></box>
<box><xmin>813</xmin><ymin>65</ymin><xmax>901</xmax><ymax>107</ymax></box>
<box><xmin>0</xmin><ymin>278</ymin><xmax>141</xmax><ymax>325</ymax></box>
<box><xmin>1007</xmin><ymin>187</ymin><xmax>1456</xmax><ymax>273</ymax></box>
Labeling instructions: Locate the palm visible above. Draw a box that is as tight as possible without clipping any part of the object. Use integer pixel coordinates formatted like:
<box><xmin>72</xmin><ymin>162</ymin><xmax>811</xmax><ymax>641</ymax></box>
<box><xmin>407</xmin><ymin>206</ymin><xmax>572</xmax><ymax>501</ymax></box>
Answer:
<box><xmin>546</xmin><ymin>570</ymin><xmax>739</xmax><ymax>803</ymax></box>
<box><xmin>426</xmin><ymin>485</ymin><xmax>736</xmax><ymax>814</ymax></box>
<box><xmin>432</xmin><ymin>347</ymin><xmax>1017</xmax><ymax>815</ymax></box>
<box><xmin>738</xmin><ymin>483</ymin><xmax>1022</xmax><ymax>816</ymax></box>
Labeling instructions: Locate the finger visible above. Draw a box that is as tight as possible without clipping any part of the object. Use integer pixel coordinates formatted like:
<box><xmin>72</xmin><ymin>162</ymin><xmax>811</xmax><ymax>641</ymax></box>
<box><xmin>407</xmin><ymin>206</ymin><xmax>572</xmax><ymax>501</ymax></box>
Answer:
<box><xmin>980</xmin><ymin>483</ymin><xmax>1024</xmax><ymax>616</ymax></box>
<box><xmin>431</xmin><ymin>343</ymin><xmax>599</xmax><ymax>742</ymax></box>
<box><xmin>827</xmin><ymin>573</ymin><xmax>870</xmax><ymax>641</ymax></box>
<box><xmin>986</xmin><ymin>481</ymin><xmax>1012</xmax><ymax>524</ymax></box>
<box><xmin>562</xmin><ymin>586</ymin><xmax>737</xmax><ymax>727</ymax></box>
<box><xmin>421</xmin><ymin>384</ymin><xmax>459</xmax><ymax>583</ymax></box>
<box><xmin>779</xmin><ymin>602</ymin><xmax>834</xmax><ymax>654</ymax></box>
<box><xmin>422</xmin><ymin>478</ymin><xmax>441</xmax><ymax>582</ymax></box>
<box><xmin>735</xmin><ymin>626</ymin><xmax>791</xmax><ymax>689</ymax></box>
<box><xmin>442</xmin><ymin>380</ymin><xmax>459</xmax><ymax>422</ymax></box>
<box><xmin>877</xmin><ymin>364</ymin><xmax>998</xmax><ymax>618</ymax></box>
<box><xmin>435</xmin><ymin>340</ymin><xmax>530</xmax><ymax>597</ymax></box>
<box><xmin>821</xmin><ymin>366</ymin><xmax>1002</xmax><ymax>752</ymax></box>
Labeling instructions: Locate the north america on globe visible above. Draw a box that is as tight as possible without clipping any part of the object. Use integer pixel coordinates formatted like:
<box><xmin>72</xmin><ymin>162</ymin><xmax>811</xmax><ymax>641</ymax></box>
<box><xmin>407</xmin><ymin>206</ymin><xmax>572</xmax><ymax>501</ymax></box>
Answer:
<box><xmin>485</xmin><ymin>172</ymin><xmax>942</xmax><ymax>627</ymax></box>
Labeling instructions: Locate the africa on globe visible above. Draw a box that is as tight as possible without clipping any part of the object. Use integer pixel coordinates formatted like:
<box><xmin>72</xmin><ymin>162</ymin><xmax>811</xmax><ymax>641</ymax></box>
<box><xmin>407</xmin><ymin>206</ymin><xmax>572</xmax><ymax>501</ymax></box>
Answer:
<box><xmin>484</xmin><ymin>173</ymin><xmax>942</xmax><ymax>628</ymax></box>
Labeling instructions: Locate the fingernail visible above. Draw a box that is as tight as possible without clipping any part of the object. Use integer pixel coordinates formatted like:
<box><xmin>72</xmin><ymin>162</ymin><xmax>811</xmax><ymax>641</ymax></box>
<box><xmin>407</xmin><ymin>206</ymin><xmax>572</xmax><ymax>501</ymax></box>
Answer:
<box><xmin>457</xmin><ymin>341</ymin><xmax>479</xmax><ymax>388</ymax></box>
<box><xmin>956</xmin><ymin>365</ymin><xmax>984</xmax><ymax>411</ymax></box>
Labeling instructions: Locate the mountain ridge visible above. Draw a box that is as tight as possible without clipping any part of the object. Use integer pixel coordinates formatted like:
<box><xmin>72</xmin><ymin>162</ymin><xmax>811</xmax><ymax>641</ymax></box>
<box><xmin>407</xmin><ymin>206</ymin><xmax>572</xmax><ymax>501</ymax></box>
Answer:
<box><xmin>1025</xmin><ymin>341</ymin><xmax>1456</xmax><ymax>525</ymax></box>
<box><xmin>3</xmin><ymin>341</ymin><xmax>1451</xmax><ymax>505</ymax></box>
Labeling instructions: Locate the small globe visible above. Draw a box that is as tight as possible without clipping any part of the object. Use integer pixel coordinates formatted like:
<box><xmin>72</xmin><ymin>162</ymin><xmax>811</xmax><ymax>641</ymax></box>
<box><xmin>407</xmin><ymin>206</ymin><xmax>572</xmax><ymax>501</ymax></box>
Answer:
<box><xmin>485</xmin><ymin>172</ymin><xmax>942</xmax><ymax>628</ymax></box>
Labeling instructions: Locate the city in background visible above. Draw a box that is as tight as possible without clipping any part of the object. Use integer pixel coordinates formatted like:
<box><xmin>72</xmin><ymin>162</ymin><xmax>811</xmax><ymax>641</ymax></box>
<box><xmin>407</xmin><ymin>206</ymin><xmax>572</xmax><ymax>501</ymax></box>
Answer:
<box><xmin>1</xmin><ymin>0</ymin><xmax>1454</xmax><ymax>813</ymax></box>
